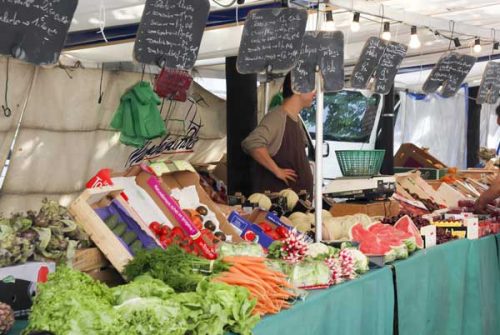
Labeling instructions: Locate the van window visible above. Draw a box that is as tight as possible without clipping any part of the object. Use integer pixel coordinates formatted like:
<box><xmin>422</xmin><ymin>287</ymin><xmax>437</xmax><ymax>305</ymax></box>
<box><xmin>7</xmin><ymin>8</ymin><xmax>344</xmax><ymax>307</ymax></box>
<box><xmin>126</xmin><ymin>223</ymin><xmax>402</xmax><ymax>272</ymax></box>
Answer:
<box><xmin>301</xmin><ymin>91</ymin><xmax>381</xmax><ymax>143</ymax></box>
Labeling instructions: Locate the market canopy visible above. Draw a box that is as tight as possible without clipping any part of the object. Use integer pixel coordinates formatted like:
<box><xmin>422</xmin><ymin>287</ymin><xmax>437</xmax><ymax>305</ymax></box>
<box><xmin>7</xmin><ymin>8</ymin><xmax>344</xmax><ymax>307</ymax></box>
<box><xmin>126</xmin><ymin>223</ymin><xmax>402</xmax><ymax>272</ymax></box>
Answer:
<box><xmin>58</xmin><ymin>0</ymin><xmax>500</xmax><ymax>86</ymax></box>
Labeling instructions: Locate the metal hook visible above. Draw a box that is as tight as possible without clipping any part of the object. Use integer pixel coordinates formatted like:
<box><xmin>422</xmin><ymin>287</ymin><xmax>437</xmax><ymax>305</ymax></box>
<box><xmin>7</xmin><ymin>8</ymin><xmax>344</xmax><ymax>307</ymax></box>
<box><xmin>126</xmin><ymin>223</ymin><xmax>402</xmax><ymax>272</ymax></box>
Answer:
<box><xmin>2</xmin><ymin>57</ymin><xmax>12</xmax><ymax>117</ymax></box>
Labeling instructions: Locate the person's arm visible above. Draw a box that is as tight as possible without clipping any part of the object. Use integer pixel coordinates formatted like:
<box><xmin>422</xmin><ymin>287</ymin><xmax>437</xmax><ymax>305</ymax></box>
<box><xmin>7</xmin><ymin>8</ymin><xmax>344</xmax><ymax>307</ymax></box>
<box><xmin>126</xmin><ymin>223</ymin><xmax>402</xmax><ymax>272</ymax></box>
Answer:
<box><xmin>248</xmin><ymin>147</ymin><xmax>297</xmax><ymax>185</ymax></box>
<box><xmin>475</xmin><ymin>173</ymin><xmax>500</xmax><ymax>211</ymax></box>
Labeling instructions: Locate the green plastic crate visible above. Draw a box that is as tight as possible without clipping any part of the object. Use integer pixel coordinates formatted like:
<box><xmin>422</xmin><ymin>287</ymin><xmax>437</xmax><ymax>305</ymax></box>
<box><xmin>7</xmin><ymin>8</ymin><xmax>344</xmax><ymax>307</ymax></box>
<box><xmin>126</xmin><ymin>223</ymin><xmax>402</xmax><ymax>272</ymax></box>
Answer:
<box><xmin>335</xmin><ymin>150</ymin><xmax>386</xmax><ymax>177</ymax></box>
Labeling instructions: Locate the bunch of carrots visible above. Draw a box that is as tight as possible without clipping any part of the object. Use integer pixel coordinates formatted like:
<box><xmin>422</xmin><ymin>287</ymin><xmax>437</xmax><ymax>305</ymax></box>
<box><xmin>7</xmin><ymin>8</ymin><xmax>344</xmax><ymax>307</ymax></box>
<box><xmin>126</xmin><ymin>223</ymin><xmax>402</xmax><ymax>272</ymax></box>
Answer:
<box><xmin>212</xmin><ymin>256</ymin><xmax>296</xmax><ymax>316</ymax></box>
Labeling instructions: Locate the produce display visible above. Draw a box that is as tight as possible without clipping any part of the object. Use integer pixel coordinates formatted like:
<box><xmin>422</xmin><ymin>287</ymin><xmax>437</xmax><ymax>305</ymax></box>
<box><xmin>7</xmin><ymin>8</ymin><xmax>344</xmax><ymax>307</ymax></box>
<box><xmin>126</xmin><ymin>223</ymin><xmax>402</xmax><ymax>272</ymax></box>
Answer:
<box><xmin>0</xmin><ymin>199</ymin><xmax>90</xmax><ymax>267</ymax></box>
<box><xmin>0</xmin><ymin>302</ymin><xmax>14</xmax><ymax>335</ymax></box>
<box><xmin>25</xmin><ymin>267</ymin><xmax>259</xmax><ymax>335</ymax></box>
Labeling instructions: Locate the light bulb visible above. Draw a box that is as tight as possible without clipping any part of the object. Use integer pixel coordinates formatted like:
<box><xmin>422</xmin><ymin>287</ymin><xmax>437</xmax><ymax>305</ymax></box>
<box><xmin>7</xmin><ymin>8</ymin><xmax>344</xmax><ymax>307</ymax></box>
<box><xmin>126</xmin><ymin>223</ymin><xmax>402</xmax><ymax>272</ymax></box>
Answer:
<box><xmin>473</xmin><ymin>38</ymin><xmax>482</xmax><ymax>53</ymax></box>
<box><xmin>323</xmin><ymin>11</ymin><xmax>335</xmax><ymax>31</ymax></box>
<box><xmin>409</xmin><ymin>26</ymin><xmax>421</xmax><ymax>49</ymax></box>
<box><xmin>351</xmin><ymin>12</ymin><xmax>360</xmax><ymax>32</ymax></box>
<box><xmin>381</xmin><ymin>22</ymin><xmax>391</xmax><ymax>41</ymax></box>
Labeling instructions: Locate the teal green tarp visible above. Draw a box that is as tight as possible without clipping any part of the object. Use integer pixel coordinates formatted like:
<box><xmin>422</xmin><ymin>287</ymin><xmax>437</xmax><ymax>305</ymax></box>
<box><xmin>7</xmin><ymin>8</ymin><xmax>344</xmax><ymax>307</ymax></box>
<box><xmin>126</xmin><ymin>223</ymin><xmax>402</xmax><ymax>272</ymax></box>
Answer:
<box><xmin>394</xmin><ymin>237</ymin><xmax>500</xmax><ymax>335</ymax></box>
<box><xmin>253</xmin><ymin>268</ymin><xmax>394</xmax><ymax>335</ymax></box>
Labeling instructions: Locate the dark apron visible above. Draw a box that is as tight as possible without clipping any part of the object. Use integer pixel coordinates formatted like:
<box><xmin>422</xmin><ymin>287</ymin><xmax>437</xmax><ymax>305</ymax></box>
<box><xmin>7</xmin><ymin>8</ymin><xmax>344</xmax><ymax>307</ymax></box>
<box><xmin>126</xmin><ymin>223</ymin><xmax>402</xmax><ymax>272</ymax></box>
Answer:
<box><xmin>254</xmin><ymin>116</ymin><xmax>313</xmax><ymax>195</ymax></box>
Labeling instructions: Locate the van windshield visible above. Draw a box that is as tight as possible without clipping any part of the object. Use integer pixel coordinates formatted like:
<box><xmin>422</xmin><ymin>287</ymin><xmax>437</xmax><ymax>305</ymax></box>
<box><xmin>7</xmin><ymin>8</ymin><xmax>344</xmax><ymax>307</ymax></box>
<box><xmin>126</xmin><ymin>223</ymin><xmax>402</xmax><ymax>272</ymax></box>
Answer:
<box><xmin>301</xmin><ymin>90</ymin><xmax>381</xmax><ymax>143</ymax></box>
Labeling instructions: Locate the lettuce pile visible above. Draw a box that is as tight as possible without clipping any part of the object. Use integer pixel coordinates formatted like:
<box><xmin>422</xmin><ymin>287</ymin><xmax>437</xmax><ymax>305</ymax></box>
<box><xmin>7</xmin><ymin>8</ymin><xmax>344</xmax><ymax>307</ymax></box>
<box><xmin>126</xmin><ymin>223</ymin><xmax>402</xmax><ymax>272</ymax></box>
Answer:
<box><xmin>25</xmin><ymin>267</ymin><xmax>259</xmax><ymax>335</ymax></box>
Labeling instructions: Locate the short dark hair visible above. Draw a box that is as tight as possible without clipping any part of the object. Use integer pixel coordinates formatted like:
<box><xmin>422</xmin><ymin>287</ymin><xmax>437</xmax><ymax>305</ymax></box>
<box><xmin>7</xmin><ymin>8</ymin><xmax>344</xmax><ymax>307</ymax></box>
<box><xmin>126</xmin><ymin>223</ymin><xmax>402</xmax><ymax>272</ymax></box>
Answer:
<box><xmin>283</xmin><ymin>72</ymin><xmax>293</xmax><ymax>99</ymax></box>
<box><xmin>496</xmin><ymin>104</ymin><xmax>500</xmax><ymax>117</ymax></box>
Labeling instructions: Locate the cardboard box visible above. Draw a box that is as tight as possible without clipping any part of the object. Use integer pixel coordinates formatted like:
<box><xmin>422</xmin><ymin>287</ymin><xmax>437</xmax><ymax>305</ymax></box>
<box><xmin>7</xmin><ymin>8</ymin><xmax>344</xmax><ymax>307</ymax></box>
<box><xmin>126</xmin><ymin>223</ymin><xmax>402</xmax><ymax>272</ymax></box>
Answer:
<box><xmin>0</xmin><ymin>262</ymin><xmax>55</xmax><ymax>318</ymax></box>
<box><xmin>228</xmin><ymin>211</ymin><xmax>275</xmax><ymax>248</ymax></box>
<box><xmin>124</xmin><ymin>161</ymin><xmax>243</xmax><ymax>243</ymax></box>
<box><xmin>329</xmin><ymin>200</ymin><xmax>400</xmax><ymax>218</ymax></box>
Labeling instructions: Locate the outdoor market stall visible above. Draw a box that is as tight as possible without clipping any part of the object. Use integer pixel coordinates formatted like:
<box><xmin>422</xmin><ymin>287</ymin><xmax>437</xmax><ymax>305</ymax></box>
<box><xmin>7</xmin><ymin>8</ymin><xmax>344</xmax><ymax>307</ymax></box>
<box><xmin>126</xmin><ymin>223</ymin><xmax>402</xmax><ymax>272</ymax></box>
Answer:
<box><xmin>0</xmin><ymin>1</ymin><xmax>500</xmax><ymax>335</ymax></box>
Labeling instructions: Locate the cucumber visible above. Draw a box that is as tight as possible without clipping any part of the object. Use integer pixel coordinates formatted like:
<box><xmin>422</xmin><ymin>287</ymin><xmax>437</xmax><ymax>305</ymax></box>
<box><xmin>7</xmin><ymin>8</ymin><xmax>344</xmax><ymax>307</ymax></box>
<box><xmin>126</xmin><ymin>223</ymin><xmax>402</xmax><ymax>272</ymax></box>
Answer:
<box><xmin>130</xmin><ymin>240</ymin><xmax>143</xmax><ymax>254</ymax></box>
<box><xmin>104</xmin><ymin>215</ymin><xmax>119</xmax><ymax>230</ymax></box>
<box><xmin>111</xmin><ymin>222</ymin><xmax>127</xmax><ymax>237</ymax></box>
<box><xmin>122</xmin><ymin>231</ymin><xmax>137</xmax><ymax>245</ymax></box>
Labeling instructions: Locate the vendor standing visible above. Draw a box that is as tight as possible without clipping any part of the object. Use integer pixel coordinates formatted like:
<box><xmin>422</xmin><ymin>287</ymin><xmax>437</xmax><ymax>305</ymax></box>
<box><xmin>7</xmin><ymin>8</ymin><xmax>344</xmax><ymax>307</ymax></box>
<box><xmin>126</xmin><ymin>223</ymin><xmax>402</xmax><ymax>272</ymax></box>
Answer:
<box><xmin>242</xmin><ymin>74</ymin><xmax>314</xmax><ymax>195</ymax></box>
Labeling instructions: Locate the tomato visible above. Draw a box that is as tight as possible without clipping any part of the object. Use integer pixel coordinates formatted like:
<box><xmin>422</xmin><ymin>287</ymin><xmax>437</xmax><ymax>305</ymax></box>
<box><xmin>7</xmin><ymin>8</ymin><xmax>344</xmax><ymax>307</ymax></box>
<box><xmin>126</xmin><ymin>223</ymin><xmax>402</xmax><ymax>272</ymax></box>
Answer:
<box><xmin>149</xmin><ymin>222</ymin><xmax>161</xmax><ymax>234</ymax></box>
<box><xmin>267</xmin><ymin>230</ymin><xmax>281</xmax><ymax>240</ymax></box>
<box><xmin>243</xmin><ymin>231</ymin><xmax>257</xmax><ymax>242</ymax></box>
<box><xmin>159</xmin><ymin>235</ymin><xmax>170</xmax><ymax>248</ymax></box>
<box><xmin>275</xmin><ymin>226</ymin><xmax>289</xmax><ymax>238</ymax></box>
<box><xmin>160</xmin><ymin>225</ymin><xmax>170</xmax><ymax>236</ymax></box>
<box><xmin>258</xmin><ymin>222</ymin><xmax>273</xmax><ymax>232</ymax></box>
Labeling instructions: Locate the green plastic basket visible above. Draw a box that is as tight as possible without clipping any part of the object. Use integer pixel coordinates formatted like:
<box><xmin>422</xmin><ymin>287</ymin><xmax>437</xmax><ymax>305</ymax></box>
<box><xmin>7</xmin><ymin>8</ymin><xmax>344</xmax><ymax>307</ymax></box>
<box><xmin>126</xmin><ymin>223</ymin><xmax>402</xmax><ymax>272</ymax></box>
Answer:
<box><xmin>335</xmin><ymin>150</ymin><xmax>386</xmax><ymax>177</ymax></box>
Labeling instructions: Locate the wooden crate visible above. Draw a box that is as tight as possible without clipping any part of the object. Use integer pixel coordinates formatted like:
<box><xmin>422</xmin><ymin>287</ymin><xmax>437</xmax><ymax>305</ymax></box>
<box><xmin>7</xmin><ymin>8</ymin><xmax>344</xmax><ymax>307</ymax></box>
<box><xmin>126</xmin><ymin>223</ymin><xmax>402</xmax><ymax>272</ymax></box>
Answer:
<box><xmin>69</xmin><ymin>186</ymin><xmax>137</xmax><ymax>274</ymax></box>
<box><xmin>73</xmin><ymin>248</ymin><xmax>109</xmax><ymax>272</ymax></box>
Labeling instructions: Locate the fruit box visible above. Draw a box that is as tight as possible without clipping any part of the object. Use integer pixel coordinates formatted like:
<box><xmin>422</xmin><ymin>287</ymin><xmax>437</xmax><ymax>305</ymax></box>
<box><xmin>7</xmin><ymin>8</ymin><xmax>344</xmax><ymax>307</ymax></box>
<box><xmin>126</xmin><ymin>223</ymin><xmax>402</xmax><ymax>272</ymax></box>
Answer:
<box><xmin>330</xmin><ymin>200</ymin><xmax>401</xmax><ymax>218</ymax></box>
<box><xmin>394</xmin><ymin>167</ymin><xmax>448</xmax><ymax>180</ymax></box>
<box><xmin>69</xmin><ymin>185</ymin><xmax>161</xmax><ymax>273</ymax></box>
<box><xmin>123</xmin><ymin>161</ymin><xmax>243</xmax><ymax>245</ymax></box>
<box><xmin>228</xmin><ymin>211</ymin><xmax>275</xmax><ymax>248</ymax></box>
<box><xmin>243</xmin><ymin>209</ymin><xmax>295</xmax><ymax>240</ymax></box>
<box><xmin>0</xmin><ymin>262</ymin><xmax>55</xmax><ymax>318</ymax></box>
<box><xmin>394</xmin><ymin>143</ymin><xmax>447</xmax><ymax>169</ymax></box>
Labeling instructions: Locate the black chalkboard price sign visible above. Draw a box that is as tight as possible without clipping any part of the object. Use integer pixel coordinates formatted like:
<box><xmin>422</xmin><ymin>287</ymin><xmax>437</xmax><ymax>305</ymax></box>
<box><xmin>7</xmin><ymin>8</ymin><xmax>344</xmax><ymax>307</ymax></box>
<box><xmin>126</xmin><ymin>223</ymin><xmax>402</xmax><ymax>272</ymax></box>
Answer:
<box><xmin>292</xmin><ymin>31</ymin><xmax>344</xmax><ymax>93</ymax></box>
<box><xmin>477</xmin><ymin>61</ymin><xmax>500</xmax><ymax>104</ymax></box>
<box><xmin>237</xmin><ymin>8</ymin><xmax>308</xmax><ymax>74</ymax></box>
<box><xmin>373</xmin><ymin>41</ymin><xmax>407</xmax><ymax>94</ymax></box>
<box><xmin>134</xmin><ymin>0</ymin><xmax>210</xmax><ymax>70</ymax></box>
<box><xmin>422</xmin><ymin>52</ymin><xmax>476</xmax><ymax>98</ymax></box>
<box><xmin>351</xmin><ymin>37</ymin><xmax>386</xmax><ymax>90</ymax></box>
<box><xmin>0</xmin><ymin>0</ymin><xmax>78</xmax><ymax>65</ymax></box>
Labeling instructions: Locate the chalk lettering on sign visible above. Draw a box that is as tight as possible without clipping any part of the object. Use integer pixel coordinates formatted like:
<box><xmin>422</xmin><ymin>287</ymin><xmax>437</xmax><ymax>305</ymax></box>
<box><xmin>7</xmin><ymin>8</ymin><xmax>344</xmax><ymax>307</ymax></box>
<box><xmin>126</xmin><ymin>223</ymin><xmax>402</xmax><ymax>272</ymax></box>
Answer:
<box><xmin>477</xmin><ymin>61</ymin><xmax>500</xmax><ymax>104</ymax></box>
<box><xmin>351</xmin><ymin>37</ymin><xmax>387</xmax><ymax>89</ymax></box>
<box><xmin>422</xmin><ymin>52</ymin><xmax>476</xmax><ymax>98</ymax></box>
<box><xmin>0</xmin><ymin>0</ymin><xmax>77</xmax><ymax>64</ymax></box>
<box><xmin>237</xmin><ymin>8</ymin><xmax>308</xmax><ymax>74</ymax></box>
<box><xmin>373</xmin><ymin>42</ymin><xmax>407</xmax><ymax>94</ymax></box>
<box><xmin>134</xmin><ymin>0</ymin><xmax>210</xmax><ymax>70</ymax></box>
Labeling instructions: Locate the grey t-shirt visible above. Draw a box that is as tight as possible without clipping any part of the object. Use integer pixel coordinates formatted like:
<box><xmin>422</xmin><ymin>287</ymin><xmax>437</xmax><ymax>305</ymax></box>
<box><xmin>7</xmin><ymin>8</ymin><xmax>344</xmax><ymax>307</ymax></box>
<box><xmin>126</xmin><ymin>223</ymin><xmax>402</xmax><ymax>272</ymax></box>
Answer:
<box><xmin>241</xmin><ymin>106</ymin><xmax>308</xmax><ymax>156</ymax></box>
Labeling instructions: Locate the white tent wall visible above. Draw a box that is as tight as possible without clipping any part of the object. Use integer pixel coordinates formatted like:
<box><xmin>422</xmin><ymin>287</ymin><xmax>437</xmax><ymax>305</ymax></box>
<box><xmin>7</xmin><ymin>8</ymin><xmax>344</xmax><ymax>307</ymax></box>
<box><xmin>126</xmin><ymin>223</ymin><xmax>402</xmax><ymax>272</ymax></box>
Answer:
<box><xmin>0</xmin><ymin>58</ymin><xmax>226</xmax><ymax>214</ymax></box>
<box><xmin>480</xmin><ymin>102</ymin><xmax>500</xmax><ymax>152</ymax></box>
<box><xmin>395</xmin><ymin>88</ymin><xmax>468</xmax><ymax>168</ymax></box>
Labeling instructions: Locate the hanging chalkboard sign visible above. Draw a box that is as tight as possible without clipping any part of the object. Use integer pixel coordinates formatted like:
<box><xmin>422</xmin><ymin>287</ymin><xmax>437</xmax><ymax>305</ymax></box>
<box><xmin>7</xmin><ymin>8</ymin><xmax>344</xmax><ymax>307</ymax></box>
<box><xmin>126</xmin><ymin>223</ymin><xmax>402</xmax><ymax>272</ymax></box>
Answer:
<box><xmin>0</xmin><ymin>0</ymin><xmax>78</xmax><ymax>65</ymax></box>
<box><xmin>477</xmin><ymin>61</ymin><xmax>500</xmax><ymax>104</ymax></box>
<box><xmin>351</xmin><ymin>37</ymin><xmax>387</xmax><ymax>90</ymax></box>
<box><xmin>292</xmin><ymin>31</ymin><xmax>344</xmax><ymax>93</ymax></box>
<box><xmin>134</xmin><ymin>0</ymin><xmax>210</xmax><ymax>70</ymax></box>
<box><xmin>373</xmin><ymin>41</ymin><xmax>407</xmax><ymax>94</ymax></box>
<box><xmin>422</xmin><ymin>52</ymin><xmax>476</xmax><ymax>98</ymax></box>
<box><xmin>237</xmin><ymin>8</ymin><xmax>308</xmax><ymax>74</ymax></box>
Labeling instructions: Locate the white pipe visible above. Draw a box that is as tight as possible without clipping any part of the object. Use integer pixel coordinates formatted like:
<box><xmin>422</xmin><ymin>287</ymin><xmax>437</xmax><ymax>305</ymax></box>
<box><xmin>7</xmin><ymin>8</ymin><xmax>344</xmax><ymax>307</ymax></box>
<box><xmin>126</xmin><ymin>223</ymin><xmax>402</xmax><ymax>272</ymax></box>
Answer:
<box><xmin>264</xmin><ymin>81</ymin><xmax>270</xmax><ymax>114</ymax></box>
<box><xmin>314</xmin><ymin>71</ymin><xmax>324</xmax><ymax>243</ymax></box>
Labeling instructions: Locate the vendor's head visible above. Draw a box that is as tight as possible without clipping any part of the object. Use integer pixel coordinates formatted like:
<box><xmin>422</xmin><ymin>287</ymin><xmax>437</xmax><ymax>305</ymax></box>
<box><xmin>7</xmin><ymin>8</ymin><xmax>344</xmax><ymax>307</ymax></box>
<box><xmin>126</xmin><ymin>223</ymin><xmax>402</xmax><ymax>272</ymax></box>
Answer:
<box><xmin>283</xmin><ymin>72</ymin><xmax>316</xmax><ymax>108</ymax></box>
<box><xmin>497</xmin><ymin>104</ymin><xmax>500</xmax><ymax>126</ymax></box>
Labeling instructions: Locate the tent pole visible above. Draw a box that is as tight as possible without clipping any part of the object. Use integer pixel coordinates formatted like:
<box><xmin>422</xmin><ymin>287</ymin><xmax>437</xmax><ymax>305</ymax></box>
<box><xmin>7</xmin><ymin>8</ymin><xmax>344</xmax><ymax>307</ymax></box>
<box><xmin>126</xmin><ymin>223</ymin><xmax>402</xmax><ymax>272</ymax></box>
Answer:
<box><xmin>314</xmin><ymin>71</ymin><xmax>324</xmax><ymax>242</ymax></box>
<box><xmin>264</xmin><ymin>81</ymin><xmax>270</xmax><ymax>114</ymax></box>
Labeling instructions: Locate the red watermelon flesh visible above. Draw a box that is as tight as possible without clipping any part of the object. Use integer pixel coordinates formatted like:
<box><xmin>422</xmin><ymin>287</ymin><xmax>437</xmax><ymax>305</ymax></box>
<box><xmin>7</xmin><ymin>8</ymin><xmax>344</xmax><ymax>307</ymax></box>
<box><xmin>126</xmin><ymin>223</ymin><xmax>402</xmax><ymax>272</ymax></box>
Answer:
<box><xmin>350</xmin><ymin>223</ymin><xmax>392</xmax><ymax>255</ymax></box>
<box><xmin>369</xmin><ymin>223</ymin><xmax>414</xmax><ymax>241</ymax></box>
<box><xmin>394</xmin><ymin>215</ymin><xmax>424</xmax><ymax>249</ymax></box>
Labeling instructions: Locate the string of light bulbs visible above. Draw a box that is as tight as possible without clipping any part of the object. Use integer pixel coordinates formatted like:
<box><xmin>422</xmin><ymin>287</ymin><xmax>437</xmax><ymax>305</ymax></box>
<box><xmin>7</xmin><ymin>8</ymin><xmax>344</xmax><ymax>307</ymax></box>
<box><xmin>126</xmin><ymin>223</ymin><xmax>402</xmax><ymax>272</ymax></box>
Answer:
<box><xmin>319</xmin><ymin>8</ymin><xmax>498</xmax><ymax>55</ymax></box>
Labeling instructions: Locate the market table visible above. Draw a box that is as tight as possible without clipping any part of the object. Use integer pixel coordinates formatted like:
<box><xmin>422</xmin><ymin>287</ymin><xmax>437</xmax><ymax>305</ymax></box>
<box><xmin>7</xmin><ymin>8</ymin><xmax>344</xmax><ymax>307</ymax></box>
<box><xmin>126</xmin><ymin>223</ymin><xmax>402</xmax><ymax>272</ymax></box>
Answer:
<box><xmin>393</xmin><ymin>235</ymin><xmax>500</xmax><ymax>335</ymax></box>
<box><xmin>252</xmin><ymin>267</ymin><xmax>395</xmax><ymax>335</ymax></box>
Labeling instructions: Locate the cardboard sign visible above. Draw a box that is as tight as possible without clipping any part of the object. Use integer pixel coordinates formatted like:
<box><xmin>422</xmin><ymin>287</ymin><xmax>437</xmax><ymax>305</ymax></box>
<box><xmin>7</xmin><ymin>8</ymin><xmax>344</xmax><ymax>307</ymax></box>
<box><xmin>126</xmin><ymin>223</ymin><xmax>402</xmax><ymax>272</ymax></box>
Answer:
<box><xmin>476</xmin><ymin>61</ymin><xmax>500</xmax><ymax>104</ymax></box>
<box><xmin>420</xmin><ymin>225</ymin><xmax>436</xmax><ymax>248</ymax></box>
<box><xmin>0</xmin><ymin>0</ymin><xmax>78</xmax><ymax>65</ymax></box>
<box><xmin>292</xmin><ymin>31</ymin><xmax>344</xmax><ymax>93</ymax></box>
<box><xmin>464</xmin><ymin>217</ymin><xmax>479</xmax><ymax>240</ymax></box>
<box><xmin>237</xmin><ymin>8</ymin><xmax>308</xmax><ymax>74</ymax></box>
<box><xmin>422</xmin><ymin>52</ymin><xmax>476</xmax><ymax>98</ymax></box>
<box><xmin>134</xmin><ymin>0</ymin><xmax>210</xmax><ymax>69</ymax></box>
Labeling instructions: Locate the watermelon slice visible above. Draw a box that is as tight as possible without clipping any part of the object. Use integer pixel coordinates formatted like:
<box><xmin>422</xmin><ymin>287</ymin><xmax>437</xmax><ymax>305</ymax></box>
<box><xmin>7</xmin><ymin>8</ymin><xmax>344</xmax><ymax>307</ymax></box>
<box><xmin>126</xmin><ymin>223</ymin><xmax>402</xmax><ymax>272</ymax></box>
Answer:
<box><xmin>369</xmin><ymin>223</ymin><xmax>417</xmax><ymax>254</ymax></box>
<box><xmin>394</xmin><ymin>215</ymin><xmax>424</xmax><ymax>249</ymax></box>
<box><xmin>349</xmin><ymin>223</ymin><xmax>398</xmax><ymax>263</ymax></box>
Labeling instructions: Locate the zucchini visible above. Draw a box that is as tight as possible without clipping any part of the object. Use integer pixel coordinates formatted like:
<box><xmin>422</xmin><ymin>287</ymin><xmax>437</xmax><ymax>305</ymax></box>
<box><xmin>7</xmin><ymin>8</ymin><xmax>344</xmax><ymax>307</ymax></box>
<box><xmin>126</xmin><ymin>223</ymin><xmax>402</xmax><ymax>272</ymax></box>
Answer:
<box><xmin>111</xmin><ymin>222</ymin><xmax>127</xmax><ymax>237</ymax></box>
<box><xmin>104</xmin><ymin>215</ymin><xmax>119</xmax><ymax>230</ymax></box>
<box><xmin>122</xmin><ymin>231</ymin><xmax>137</xmax><ymax>245</ymax></box>
<box><xmin>130</xmin><ymin>240</ymin><xmax>143</xmax><ymax>255</ymax></box>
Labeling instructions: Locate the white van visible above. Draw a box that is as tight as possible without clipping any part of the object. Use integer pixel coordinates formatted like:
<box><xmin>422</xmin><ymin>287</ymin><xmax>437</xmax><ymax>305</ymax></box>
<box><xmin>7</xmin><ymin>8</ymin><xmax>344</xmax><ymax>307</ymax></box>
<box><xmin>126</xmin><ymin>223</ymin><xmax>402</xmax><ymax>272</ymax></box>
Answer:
<box><xmin>301</xmin><ymin>90</ymin><xmax>384</xmax><ymax>180</ymax></box>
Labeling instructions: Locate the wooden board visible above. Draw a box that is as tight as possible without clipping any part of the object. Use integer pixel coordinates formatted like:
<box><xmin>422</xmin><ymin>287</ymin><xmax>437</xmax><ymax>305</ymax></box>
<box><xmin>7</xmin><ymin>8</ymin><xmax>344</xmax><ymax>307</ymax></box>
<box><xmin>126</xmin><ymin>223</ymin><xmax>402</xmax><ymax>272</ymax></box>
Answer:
<box><xmin>236</xmin><ymin>8</ymin><xmax>307</xmax><ymax>74</ymax></box>
<box><xmin>422</xmin><ymin>52</ymin><xmax>476</xmax><ymax>98</ymax></box>
<box><xmin>291</xmin><ymin>30</ymin><xmax>344</xmax><ymax>93</ymax></box>
<box><xmin>73</xmin><ymin>248</ymin><xmax>109</xmax><ymax>272</ymax></box>
<box><xmin>0</xmin><ymin>0</ymin><xmax>78</xmax><ymax>65</ymax></box>
<box><xmin>134</xmin><ymin>0</ymin><xmax>210</xmax><ymax>69</ymax></box>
